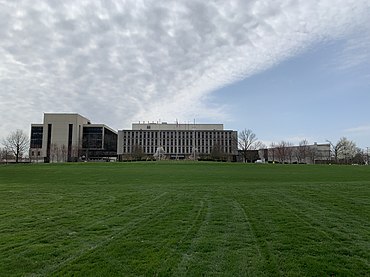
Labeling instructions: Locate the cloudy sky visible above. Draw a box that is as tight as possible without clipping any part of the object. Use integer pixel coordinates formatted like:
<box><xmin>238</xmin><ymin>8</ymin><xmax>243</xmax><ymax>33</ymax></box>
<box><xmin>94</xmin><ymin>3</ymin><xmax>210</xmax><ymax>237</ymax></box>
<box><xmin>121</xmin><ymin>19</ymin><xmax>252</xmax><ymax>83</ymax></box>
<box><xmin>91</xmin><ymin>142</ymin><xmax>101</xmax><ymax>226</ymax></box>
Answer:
<box><xmin>1</xmin><ymin>0</ymin><xmax>369</xmax><ymax>148</ymax></box>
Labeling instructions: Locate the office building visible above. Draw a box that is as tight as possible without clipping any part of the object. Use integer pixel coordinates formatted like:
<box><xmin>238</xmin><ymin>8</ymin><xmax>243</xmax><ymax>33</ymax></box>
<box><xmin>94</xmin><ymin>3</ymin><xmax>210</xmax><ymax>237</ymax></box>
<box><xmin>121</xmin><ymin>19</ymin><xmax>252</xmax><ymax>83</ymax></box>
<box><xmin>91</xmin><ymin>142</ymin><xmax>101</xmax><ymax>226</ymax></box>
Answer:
<box><xmin>117</xmin><ymin>122</ymin><xmax>238</xmax><ymax>161</ymax></box>
<box><xmin>30</xmin><ymin>113</ymin><xmax>117</xmax><ymax>162</ymax></box>
<box><xmin>260</xmin><ymin>142</ymin><xmax>331</xmax><ymax>164</ymax></box>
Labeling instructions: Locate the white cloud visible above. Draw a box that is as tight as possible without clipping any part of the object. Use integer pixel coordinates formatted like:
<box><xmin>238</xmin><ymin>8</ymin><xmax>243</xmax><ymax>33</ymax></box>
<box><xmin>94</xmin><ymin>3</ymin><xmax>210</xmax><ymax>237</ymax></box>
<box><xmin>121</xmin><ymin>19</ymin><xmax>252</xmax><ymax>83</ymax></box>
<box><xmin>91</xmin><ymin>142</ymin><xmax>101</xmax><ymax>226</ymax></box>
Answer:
<box><xmin>0</xmin><ymin>0</ymin><xmax>369</xmax><ymax>138</ymax></box>
<box><xmin>345</xmin><ymin>125</ymin><xmax>370</xmax><ymax>133</ymax></box>
<box><xmin>327</xmin><ymin>28</ymin><xmax>370</xmax><ymax>74</ymax></box>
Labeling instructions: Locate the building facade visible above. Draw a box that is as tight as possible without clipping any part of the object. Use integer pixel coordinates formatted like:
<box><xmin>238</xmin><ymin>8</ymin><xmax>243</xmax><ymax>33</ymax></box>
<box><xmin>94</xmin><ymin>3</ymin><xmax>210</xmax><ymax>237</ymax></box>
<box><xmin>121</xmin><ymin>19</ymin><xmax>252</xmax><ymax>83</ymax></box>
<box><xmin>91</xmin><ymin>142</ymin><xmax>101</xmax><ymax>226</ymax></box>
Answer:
<box><xmin>117</xmin><ymin>122</ymin><xmax>238</xmax><ymax>161</ymax></box>
<box><xmin>30</xmin><ymin>113</ymin><xmax>117</xmax><ymax>162</ymax></box>
<box><xmin>260</xmin><ymin>143</ymin><xmax>331</xmax><ymax>164</ymax></box>
<box><xmin>29</xmin><ymin>114</ymin><xmax>334</xmax><ymax>164</ymax></box>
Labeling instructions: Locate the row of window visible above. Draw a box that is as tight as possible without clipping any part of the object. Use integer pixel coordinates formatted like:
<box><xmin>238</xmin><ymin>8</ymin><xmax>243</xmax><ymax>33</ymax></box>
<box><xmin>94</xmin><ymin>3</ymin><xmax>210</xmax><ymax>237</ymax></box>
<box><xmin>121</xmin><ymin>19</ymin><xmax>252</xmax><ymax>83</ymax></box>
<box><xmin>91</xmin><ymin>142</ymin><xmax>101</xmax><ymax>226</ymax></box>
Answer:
<box><xmin>123</xmin><ymin>146</ymin><xmax>233</xmax><ymax>154</ymax></box>
<box><xmin>122</xmin><ymin>131</ymin><xmax>235</xmax><ymax>140</ymax></box>
<box><xmin>30</xmin><ymin>126</ymin><xmax>43</xmax><ymax>148</ymax></box>
<box><xmin>123</xmin><ymin>139</ymin><xmax>234</xmax><ymax>147</ymax></box>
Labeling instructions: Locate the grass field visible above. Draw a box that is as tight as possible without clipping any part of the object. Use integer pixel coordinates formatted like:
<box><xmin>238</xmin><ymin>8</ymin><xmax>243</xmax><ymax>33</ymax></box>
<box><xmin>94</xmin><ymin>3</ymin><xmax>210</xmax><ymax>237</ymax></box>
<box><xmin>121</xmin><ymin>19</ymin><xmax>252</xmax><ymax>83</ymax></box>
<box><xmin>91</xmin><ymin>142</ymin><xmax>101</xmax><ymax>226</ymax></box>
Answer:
<box><xmin>0</xmin><ymin>162</ymin><xmax>369</xmax><ymax>276</ymax></box>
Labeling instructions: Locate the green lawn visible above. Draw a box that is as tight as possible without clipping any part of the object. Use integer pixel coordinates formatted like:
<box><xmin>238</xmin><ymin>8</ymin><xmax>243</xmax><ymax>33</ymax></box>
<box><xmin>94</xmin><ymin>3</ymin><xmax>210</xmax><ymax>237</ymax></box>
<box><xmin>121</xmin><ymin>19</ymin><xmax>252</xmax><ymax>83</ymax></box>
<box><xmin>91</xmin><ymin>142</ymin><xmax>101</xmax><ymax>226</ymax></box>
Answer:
<box><xmin>0</xmin><ymin>162</ymin><xmax>369</xmax><ymax>276</ymax></box>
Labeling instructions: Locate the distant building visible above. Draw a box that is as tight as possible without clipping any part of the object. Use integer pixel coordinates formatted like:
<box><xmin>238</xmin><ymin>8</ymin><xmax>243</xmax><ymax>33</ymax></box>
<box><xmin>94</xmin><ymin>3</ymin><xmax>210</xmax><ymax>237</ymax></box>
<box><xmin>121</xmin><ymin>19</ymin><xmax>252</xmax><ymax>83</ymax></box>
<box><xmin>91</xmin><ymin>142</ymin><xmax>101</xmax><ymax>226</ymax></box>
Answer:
<box><xmin>259</xmin><ymin>143</ymin><xmax>331</xmax><ymax>164</ymax></box>
<box><xmin>117</xmin><ymin>122</ymin><xmax>238</xmax><ymax>161</ymax></box>
<box><xmin>30</xmin><ymin>113</ymin><xmax>117</xmax><ymax>162</ymax></box>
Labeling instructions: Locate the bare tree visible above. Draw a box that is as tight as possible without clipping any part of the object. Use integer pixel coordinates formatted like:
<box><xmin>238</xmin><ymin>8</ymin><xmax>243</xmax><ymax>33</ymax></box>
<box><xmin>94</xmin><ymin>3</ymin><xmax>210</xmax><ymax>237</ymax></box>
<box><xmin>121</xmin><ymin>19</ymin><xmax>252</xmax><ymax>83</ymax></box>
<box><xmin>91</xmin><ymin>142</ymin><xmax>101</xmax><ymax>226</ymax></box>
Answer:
<box><xmin>308</xmin><ymin>145</ymin><xmax>318</xmax><ymax>164</ymax></box>
<box><xmin>352</xmin><ymin>148</ymin><xmax>366</xmax><ymax>165</ymax></box>
<box><xmin>295</xmin><ymin>139</ymin><xmax>310</xmax><ymax>164</ymax></box>
<box><xmin>252</xmin><ymin>141</ymin><xmax>266</xmax><ymax>150</ymax></box>
<box><xmin>132</xmin><ymin>144</ymin><xmax>144</xmax><ymax>161</ymax></box>
<box><xmin>211</xmin><ymin>142</ymin><xmax>225</xmax><ymax>161</ymax></box>
<box><xmin>327</xmin><ymin>137</ymin><xmax>357</xmax><ymax>164</ymax></box>
<box><xmin>61</xmin><ymin>145</ymin><xmax>68</xmax><ymax>162</ymax></box>
<box><xmin>326</xmin><ymin>139</ymin><xmax>344</xmax><ymax>163</ymax></box>
<box><xmin>1</xmin><ymin>129</ymin><xmax>29</xmax><ymax>163</ymax></box>
<box><xmin>50</xmin><ymin>143</ymin><xmax>59</xmax><ymax>163</ymax></box>
<box><xmin>0</xmin><ymin>148</ymin><xmax>4</xmax><ymax>162</ymax></box>
<box><xmin>285</xmin><ymin>142</ymin><xmax>294</xmax><ymax>163</ymax></box>
<box><xmin>238</xmin><ymin>129</ymin><xmax>257</xmax><ymax>162</ymax></box>
<box><xmin>340</xmin><ymin>138</ymin><xmax>357</xmax><ymax>164</ymax></box>
<box><xmin>71</xmin><ymin>145</ymin><xmax>80</xmax><ymax>162</ymax></box>
<box><xmin>275</xmin><ymin>141</ymin><xmax>291</xmax><ymax>163</ymax></box>
<box><xmin>0</xmin><ymin>147</ymin><xmax>14</xmax><ymax>163</ymax></box>
<box><xmin>275</xmin><ymin>141</ymin><xmax>284</xmax><ymax>163</ymax></box>
<box><xmin>269</xmin><ymin>142</ymin><xmax>277</xmax><ymax>162</ymax></box>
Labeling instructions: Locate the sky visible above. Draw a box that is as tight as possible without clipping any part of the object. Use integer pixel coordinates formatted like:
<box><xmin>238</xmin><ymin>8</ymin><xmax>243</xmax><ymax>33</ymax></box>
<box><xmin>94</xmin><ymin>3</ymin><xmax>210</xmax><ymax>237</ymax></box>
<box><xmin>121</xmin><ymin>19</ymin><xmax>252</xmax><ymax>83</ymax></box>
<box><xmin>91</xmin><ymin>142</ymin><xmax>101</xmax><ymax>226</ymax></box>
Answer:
<box><xmin>1</xmin><ymin>0</ymin><xmax>369</xmax><ymax>149</ymax></box>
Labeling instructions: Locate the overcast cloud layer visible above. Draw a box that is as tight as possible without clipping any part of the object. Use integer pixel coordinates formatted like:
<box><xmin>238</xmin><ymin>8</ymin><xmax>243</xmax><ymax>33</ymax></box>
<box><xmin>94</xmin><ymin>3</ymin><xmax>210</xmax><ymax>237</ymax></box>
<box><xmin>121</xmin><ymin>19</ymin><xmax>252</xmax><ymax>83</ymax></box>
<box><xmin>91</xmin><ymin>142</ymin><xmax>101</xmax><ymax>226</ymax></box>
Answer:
<box><xmin>0</xmin><ymin>0</ymin><xmax>369</xmax><ymax>136</ymax></box>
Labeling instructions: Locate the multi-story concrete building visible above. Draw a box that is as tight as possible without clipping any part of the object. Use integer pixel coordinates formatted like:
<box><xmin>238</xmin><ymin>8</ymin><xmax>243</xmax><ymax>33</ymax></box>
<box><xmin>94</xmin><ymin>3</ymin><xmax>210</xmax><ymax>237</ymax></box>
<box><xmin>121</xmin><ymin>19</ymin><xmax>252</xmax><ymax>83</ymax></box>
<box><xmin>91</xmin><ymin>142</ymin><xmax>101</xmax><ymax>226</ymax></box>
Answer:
<box><xmin>260</xmin><ymin>142</ymin><xmax>331</xmax><ymax>164</ymax></box>
<box><xmin>117</xmin><ymin>122</ymin><xmax>238</xmax><ymax>161</ymax></box>
<box><xmin>30</xmin><ymin>113</ymin><xmax>117</xmax><ymax>162</ymax></box>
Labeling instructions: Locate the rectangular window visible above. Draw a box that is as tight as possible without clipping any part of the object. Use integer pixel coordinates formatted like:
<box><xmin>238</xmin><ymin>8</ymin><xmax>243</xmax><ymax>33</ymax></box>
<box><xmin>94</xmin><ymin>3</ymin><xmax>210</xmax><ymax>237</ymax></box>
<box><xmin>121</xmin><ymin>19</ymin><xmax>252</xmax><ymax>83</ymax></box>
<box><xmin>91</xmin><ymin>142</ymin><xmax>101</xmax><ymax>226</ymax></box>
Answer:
<box><xmin>46</xmin><ymin>124</ymin><xmax>52</xmax><ymax>161</ymax></box>
<box><xmin>30</xmin><ymin>126</ymin><xmax>43</xmax><ymax>148</ymax></box>
<box><xmin>82</xmin><ymin>127</ymin><xmax>103</xmax><ymax>149</ymax></box>
<box><xmin>68</xmin><ymin>124</ymin><xmax>73</xmax><ymax>160</ymax></box>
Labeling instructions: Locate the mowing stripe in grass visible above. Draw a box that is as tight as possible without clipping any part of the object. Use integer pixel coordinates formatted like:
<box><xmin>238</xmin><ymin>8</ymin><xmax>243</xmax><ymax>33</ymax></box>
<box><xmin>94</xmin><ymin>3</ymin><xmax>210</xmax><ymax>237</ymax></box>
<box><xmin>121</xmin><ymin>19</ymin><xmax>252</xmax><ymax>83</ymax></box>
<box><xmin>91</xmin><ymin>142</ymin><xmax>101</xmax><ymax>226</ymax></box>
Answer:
<box><xmin>36</xmin><ymin>193</ymin><xmax>173</xmax><ymax>275</ymax></box>
<box><xmin>1</xmin><ymin>163</ymin><xmax>369</xmax><ymax>276</ymax></box>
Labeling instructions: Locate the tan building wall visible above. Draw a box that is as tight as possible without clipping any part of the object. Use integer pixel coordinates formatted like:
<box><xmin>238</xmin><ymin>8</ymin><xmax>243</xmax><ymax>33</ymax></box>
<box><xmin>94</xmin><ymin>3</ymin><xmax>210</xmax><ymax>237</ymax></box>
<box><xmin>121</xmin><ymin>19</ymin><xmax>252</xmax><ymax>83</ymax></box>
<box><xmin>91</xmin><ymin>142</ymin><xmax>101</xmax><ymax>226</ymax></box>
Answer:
<box><xmin>30</xmin><ymin>113</ymin><xmax>90</xmax><ymax>162</ymax></box>
<box><xmin>42</xmin><ymin>113</ymin><xmax>90</xmax><ymax>160</ymax></box>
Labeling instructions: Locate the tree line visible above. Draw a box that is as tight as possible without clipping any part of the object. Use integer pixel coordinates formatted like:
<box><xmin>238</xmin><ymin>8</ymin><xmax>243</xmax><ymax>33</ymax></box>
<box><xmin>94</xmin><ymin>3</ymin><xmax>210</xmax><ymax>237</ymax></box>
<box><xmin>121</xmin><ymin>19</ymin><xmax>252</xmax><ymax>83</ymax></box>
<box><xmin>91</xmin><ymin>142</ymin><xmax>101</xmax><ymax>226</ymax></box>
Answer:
<box><xmin>238</xmin><ymin>129</ymin><xmax>369</xmax><ymax>165</ymax></box>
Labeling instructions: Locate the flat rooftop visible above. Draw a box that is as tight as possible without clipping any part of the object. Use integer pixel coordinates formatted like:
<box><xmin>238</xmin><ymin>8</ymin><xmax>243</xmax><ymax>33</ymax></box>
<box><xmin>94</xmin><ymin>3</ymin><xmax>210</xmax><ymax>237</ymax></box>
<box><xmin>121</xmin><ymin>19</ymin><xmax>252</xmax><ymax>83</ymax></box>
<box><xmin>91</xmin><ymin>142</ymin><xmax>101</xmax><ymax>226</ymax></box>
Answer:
<box><xmin>131</xmin><ymin>122</ymin><xmax>224</xmax><ymax>131</ymax></box>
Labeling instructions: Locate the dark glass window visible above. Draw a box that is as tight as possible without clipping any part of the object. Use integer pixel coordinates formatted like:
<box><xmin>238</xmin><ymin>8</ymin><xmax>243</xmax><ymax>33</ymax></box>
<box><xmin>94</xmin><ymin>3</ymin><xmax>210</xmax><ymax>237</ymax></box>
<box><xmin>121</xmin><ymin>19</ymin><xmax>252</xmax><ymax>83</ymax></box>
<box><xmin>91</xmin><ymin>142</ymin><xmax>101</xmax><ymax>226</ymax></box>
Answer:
<box><xmin>83</xmin><ymin>127</ymin><xmax>103</xmax><ymax>149</ymax></box>
<box><xmin>46</xmin><ymin>124</ymin><xmax>52</xmax><ymax>160</ymax></box>
<box><xmin>104</xmin><ymin>128</ymin><xmax>117</xmax><ymax>152</ymax></box>
<box><xmin>68</xmin><ymin>124</ymin><xmax>73</xmax><ymax>160</ymax></box>
<box><xmin>30</xmin><ymin>126</ymin><xmax>43</xmax><ymax>148</ymax></box>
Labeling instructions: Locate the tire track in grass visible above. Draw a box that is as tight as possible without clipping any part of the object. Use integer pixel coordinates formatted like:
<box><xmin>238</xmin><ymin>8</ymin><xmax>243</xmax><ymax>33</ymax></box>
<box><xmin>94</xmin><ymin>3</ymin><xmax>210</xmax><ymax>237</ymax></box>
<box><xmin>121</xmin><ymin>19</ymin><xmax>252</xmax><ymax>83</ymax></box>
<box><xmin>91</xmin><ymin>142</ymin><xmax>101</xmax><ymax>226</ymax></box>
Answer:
<box><xmin>274</xmin><ymin>196</ymin><xmax>335</xmax><ymax>242</ymax></box>
<box><xmin>232</xmin><ymin>199</ymin><xmax>262</xmax><ymax>258</ymax></box>
<box><xmin>193</xmin><ymin>196</ymin><xmax>230</xmax><ymax>276</ymax></box>
<box><xmin>290</xmin><ymin>183</ymin><xmax>370</xmax><ymax>227</ymax></box>
<box><xmin>6</xmin><ymin>192</ymin><xmax>168</xmax><ymax>276</ymax></box>
<box><xmin>1</xmin><ymin>191</ymin><xmax>169</xmax><ymax>255</ymax></box>
<box><xmin>173</xmin><ymin>198</ymin><xmax>205</xmax><ymax>248</ymax></box>
<box><xmin>237</xmin><ymin>199</ymin><xmax>283</xmax><ymax>277</ymax></box>
<box><xmin>0</xmin><ymin>191</ymin><xmax>145</xmax><ymax>253</ymax></box>
<box><xmin>205</xmin><ymin>198</ymin><xmax>263</xmax><ymax>276</ymax></box>
<box><xmin>143</xmin><ymin>196</ymin><xmax>207</xmax><ymax>275</ymax></box>
<box><xmin>32</xmin><ymin>192</ymin><xmax>172</xmax><ymax>276</ymax></box>
<box><xmin>275</xmin><ymin>193</ymin><xmax>370</xmax><ymax>262</ymax></box>
<box><xmin>173</xmin><ymin>195</ymin><xmax>211</xmax><ymax>276</ymax></box>
<box><xmin>271</xmin><ymin>196</ymin><xmax>358</xmax><ymax>273</ymax></box>
<box><xmin>174</xmin><ymin>194</ymin><xmax>278</xmax><ymax>276</ymax></box>
<box><xmin>253</xmin><ymin>189</ymin><xmax>370</xmax><ymax>274</ymax></box>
